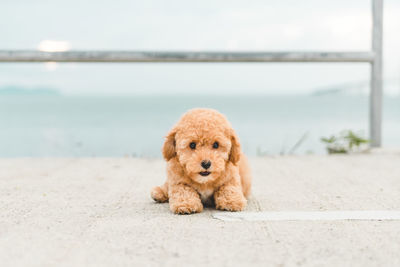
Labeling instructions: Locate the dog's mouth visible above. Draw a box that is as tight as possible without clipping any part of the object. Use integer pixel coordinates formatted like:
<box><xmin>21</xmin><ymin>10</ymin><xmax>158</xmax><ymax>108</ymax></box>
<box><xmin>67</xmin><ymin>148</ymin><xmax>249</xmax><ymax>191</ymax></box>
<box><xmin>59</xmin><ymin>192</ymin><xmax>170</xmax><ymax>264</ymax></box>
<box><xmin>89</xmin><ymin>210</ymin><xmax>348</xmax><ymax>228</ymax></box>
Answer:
<box><xmin>199</xmin><ymin>171</ymin><xmax>211</xmax><ymax>176</ymax></box>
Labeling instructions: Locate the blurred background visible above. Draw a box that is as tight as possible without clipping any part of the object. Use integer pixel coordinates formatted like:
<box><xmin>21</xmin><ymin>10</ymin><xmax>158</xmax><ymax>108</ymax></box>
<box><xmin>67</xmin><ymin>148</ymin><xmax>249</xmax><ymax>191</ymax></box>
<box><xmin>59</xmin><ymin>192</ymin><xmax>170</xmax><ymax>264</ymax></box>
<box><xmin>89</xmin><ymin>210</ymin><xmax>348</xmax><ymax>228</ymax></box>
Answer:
<box><xmin>0</xmin><ymin>0</ymin><xmax>399</xmax><ymax>157</ymax></box>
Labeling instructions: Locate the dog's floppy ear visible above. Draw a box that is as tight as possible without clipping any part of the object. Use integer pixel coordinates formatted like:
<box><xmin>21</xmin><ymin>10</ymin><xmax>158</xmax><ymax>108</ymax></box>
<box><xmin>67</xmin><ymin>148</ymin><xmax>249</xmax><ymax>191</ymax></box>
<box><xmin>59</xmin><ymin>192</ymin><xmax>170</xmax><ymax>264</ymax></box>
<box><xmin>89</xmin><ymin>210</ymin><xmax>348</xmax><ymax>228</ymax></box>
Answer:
<box><xmin>162</xmin><ymin>129</ymin><xmax>176</xmax><ymax>161</ymax></box>
<box><xmin>229</xmin><ymin>129</ymin><xmax>241</xmax><ymax>164</ymax></box>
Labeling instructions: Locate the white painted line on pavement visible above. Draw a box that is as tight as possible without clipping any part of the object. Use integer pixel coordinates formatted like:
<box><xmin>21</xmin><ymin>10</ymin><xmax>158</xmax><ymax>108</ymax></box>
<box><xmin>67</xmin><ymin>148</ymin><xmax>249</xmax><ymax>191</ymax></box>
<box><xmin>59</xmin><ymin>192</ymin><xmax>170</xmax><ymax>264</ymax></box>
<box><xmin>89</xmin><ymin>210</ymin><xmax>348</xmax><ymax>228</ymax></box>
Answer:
<box><xmin>212</xmin><ymin>211</ymin><xmax>400</xmax><ymax>222</ymax></box>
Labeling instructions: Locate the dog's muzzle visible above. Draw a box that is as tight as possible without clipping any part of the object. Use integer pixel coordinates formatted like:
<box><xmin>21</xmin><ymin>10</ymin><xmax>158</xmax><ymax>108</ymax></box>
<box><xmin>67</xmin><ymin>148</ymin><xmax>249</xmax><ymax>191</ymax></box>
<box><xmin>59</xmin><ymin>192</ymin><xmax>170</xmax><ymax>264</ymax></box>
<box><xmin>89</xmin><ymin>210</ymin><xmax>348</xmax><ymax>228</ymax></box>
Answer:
<box><xmin>199</xmin><ymin>171</ymin><xmax>211</xmax><ymax>176</ymax></box>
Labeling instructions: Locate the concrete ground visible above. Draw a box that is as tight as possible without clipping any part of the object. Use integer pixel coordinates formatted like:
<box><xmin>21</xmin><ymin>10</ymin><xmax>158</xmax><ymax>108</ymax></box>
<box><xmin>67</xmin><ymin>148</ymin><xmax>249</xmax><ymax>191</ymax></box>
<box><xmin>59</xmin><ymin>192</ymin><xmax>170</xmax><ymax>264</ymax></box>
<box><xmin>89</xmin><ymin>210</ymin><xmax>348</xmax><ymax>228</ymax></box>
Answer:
<box><xmin>1</xmin><ymin>152</ymin><xmax>400</xmax><ymax>267</ymax></box>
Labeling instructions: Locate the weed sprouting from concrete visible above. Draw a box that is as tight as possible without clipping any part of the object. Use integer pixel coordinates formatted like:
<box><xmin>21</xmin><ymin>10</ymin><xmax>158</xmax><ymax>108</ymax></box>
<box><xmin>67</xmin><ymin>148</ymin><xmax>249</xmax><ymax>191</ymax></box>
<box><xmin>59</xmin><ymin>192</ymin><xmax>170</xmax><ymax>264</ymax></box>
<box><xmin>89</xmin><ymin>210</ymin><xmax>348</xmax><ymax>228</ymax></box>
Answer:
<box><xmin>321</xmin><ymin>130</ymin><xmax>370</xmax><ymax>154</ymax></box>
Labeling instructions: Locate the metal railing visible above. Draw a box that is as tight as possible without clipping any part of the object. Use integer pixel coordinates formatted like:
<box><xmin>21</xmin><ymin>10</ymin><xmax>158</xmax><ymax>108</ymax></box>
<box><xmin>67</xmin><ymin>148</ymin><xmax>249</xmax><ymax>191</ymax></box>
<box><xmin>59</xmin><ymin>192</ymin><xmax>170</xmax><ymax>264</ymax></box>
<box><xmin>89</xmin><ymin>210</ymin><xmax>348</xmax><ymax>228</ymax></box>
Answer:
<box><xmin>0</xmin><ymin>0</ymin><xmax>383</xmax><ymax>147</ymax></box>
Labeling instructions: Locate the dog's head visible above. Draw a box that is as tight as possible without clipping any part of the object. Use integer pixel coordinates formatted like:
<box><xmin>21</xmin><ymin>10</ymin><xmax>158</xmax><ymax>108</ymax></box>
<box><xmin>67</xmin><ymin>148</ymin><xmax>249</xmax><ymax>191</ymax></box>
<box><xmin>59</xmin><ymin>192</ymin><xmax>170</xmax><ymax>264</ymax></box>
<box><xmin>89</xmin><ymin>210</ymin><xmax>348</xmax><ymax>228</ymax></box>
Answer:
<box><xmin>162</xmin><ymin>108</ymin><xmax>241</xmax><ymax>184</ymax></box>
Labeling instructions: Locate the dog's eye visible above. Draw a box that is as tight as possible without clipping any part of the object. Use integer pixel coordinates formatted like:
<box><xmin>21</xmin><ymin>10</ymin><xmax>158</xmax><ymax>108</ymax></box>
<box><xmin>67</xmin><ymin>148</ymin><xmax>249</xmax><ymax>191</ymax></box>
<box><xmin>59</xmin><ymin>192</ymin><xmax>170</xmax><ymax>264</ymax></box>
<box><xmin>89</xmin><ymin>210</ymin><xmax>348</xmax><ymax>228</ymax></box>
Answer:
<box><xmin>212</xmin><ymin>142</ymin><xmax>219</xmax><ymax>149</ymax></box>
<box><xmin>189</xmin><ymin>142</ymin><xmax>196</xmax><ymax>150</ymax></box>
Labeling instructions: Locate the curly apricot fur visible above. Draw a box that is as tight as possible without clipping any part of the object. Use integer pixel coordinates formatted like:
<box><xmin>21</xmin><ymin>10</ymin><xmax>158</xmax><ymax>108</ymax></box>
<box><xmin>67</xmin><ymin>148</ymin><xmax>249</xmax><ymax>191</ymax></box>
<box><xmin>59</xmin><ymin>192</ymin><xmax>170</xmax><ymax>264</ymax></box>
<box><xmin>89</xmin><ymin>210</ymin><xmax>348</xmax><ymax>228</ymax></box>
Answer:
<box><xmin>151</xmin><ymin>108</ymin><xmax>252</xmax><ymax>214</ymax></box>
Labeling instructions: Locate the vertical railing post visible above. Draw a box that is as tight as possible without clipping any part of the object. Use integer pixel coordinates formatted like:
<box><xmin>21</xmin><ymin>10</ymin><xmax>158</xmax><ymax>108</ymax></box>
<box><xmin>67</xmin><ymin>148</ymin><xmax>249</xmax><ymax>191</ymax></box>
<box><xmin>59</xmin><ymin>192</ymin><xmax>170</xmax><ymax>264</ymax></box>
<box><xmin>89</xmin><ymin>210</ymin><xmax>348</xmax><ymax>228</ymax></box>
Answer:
<box><xmin>370</xmin><ymin>0</ymin><xmax>384</xmax><ymax>147</ymax></box>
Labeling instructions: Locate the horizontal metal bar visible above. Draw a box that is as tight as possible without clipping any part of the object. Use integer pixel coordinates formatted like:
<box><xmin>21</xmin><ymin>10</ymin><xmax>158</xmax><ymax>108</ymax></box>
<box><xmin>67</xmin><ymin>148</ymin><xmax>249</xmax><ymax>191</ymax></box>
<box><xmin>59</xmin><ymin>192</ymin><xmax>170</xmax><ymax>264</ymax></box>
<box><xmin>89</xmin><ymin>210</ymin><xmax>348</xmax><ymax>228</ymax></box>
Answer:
<box><xmin>0</xmin><ymin>50</ymin><xmax>374</xmax><ymax>63</ymax></box>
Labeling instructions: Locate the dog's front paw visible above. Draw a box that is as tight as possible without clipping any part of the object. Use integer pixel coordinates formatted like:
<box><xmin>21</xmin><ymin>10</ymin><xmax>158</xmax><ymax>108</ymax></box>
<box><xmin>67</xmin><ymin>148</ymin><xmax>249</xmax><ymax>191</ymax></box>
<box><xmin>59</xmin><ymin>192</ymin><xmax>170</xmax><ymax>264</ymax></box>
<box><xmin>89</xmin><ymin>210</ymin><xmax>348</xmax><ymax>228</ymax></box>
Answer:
<box><xmin>151</xmin><ymin>186</ymin><xmax>168</xmax><ymax>203</ymax></box>
<box><xmin>215</xmin><ymin>190</ymin><xmax>247</xmax><ymax>212</ymax></box>
<box><xmin>170</xmin><ymin>200</ymin><xmax>203</xmax><ymax>215</ymax></box>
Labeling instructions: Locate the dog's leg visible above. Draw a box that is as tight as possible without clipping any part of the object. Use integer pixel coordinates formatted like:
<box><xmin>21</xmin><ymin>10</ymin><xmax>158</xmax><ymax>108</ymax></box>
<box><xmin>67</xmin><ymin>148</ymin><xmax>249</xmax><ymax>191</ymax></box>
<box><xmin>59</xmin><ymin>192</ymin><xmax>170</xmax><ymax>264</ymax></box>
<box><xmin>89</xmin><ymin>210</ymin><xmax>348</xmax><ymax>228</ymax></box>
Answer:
<box><xmin>151</xmin><ymin>182</ymin><xmax>169</xmax><ymax>203</ymax></box>
<box><xmin>238</xmin><ymin>154</ymin><xmax>252</xmax><ymax>198</ymax></box>
<box><xmin>168</xmin><ymin>184</ymin><xmax>203</xmax><ymax>214</ymax></box>
<box><xmin>214</xmin><ymin>179</ymin><xmax>247</xmax><ymax>212</ymax></box>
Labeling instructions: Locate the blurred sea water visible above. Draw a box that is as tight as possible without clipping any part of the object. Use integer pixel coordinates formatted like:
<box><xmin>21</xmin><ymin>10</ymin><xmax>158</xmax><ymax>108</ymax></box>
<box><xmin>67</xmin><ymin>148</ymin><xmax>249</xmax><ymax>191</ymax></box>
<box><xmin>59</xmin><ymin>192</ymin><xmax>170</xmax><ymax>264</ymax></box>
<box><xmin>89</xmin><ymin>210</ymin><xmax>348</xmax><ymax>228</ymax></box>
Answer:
<box><xmin>0</xmin><ymin>94</ymin><xmax>399</xmax><ymax>157</ymax></box>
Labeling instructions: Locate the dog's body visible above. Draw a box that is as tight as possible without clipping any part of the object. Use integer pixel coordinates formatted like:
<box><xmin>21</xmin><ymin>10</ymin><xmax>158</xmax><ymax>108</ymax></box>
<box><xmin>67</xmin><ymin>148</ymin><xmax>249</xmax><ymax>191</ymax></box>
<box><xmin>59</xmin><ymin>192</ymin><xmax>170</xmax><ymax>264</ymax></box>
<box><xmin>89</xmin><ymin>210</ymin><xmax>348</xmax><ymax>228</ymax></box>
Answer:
<box><xmin>151</xmin><ymin>108</ymin><xmax>251</xmax><ymax>214</ymax></box>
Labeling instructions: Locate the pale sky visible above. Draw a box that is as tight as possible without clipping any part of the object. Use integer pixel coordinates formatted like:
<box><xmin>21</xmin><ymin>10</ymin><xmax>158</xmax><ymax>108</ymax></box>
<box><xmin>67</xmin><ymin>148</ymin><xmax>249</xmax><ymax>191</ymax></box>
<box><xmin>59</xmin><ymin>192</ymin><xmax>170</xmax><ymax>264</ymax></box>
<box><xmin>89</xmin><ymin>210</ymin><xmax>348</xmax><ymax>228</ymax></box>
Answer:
<box><xmin>0</xmin><ymin>0</ymin><xmax>399</xmax><ymax>95</ymax></box>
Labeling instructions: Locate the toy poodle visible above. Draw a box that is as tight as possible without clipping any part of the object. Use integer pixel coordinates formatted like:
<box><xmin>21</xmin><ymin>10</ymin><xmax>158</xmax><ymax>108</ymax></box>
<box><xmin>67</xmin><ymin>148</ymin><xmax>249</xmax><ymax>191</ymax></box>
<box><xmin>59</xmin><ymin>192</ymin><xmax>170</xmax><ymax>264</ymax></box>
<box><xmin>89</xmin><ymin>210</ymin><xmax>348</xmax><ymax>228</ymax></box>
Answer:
<box><xmin>151</xmin><ymin>108</ymin><xmax>251</xmax><ymax>214</ymax></box>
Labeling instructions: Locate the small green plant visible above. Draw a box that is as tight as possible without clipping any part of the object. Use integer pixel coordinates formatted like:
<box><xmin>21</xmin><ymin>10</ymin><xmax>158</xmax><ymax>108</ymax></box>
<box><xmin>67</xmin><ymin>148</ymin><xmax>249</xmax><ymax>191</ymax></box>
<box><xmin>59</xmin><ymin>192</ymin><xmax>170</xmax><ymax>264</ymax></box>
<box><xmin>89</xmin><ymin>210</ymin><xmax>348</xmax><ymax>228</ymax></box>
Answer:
<box><xmin>321</xmin><ymin>130</ymin><xmax>370</xmax><ymax>154</ymax></box>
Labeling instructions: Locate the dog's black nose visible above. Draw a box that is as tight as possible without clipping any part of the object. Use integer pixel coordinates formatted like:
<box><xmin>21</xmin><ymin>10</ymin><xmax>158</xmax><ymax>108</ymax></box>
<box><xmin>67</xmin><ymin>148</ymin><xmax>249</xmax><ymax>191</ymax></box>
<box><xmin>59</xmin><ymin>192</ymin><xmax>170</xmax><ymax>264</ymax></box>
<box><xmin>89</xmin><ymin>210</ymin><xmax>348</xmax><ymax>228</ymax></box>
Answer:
<box><xmin>201</xmin><ymin>160</ymin><xmax>211</xmax><ymax>170</ymax></box>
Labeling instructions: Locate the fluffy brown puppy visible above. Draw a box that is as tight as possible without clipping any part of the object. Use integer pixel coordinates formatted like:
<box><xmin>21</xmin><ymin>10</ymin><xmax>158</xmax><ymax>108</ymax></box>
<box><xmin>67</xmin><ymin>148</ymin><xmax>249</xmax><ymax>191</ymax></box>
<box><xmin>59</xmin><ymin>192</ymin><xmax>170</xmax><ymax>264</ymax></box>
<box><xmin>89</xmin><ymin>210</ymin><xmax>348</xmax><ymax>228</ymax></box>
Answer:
<box><xmin>151</xmin><ymin>108</ymin><xmax>251</xmax><ymax>214</ymax></box>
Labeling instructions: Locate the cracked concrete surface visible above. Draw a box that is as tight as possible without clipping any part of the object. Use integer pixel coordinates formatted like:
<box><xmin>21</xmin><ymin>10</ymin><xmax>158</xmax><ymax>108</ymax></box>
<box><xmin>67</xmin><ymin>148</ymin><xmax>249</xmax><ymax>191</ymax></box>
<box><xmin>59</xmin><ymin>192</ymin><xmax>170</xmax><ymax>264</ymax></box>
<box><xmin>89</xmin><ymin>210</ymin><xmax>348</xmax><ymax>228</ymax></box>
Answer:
<box><xmin>0</xmin><ymin>152</ymin><xmax>400</xmax><ymax>266</ymax></box>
